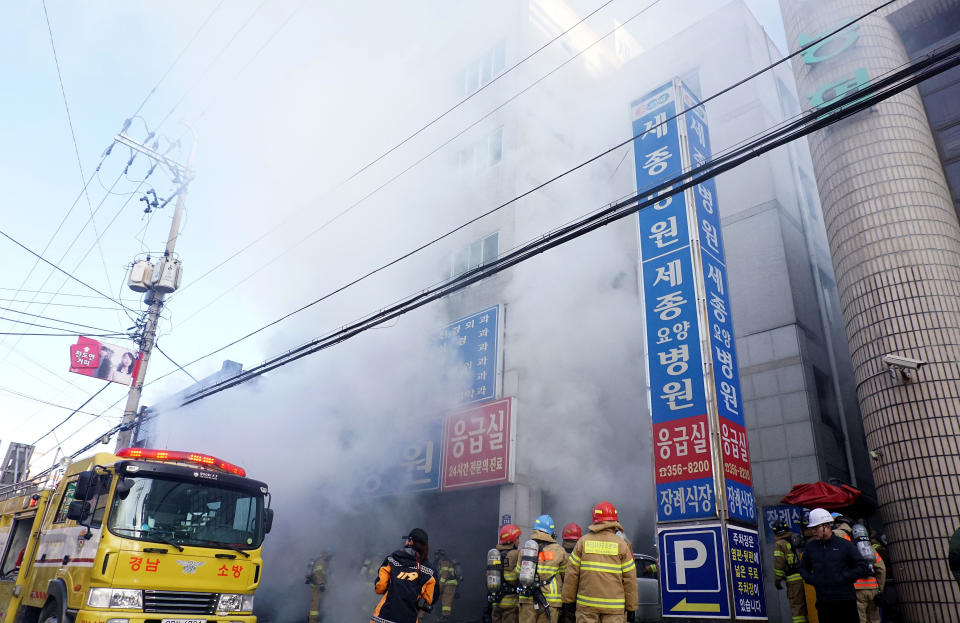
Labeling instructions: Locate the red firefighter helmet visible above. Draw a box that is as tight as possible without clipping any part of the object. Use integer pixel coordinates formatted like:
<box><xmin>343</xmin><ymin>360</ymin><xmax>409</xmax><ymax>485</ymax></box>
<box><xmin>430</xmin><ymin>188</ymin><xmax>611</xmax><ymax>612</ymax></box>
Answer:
<box><xmin>562</xmin><ymin>523</ymin><xmax>582</xmax><ymax>541</ymax></box>
<box><xmin>592</xmin><ymin>501</ymin><xmax>619</xmax><ymax>523</ymax></box>
<box><xmin>499</xmin><ymin>523</ymin><xmax>522</xmax><ymax>545</ymax></box>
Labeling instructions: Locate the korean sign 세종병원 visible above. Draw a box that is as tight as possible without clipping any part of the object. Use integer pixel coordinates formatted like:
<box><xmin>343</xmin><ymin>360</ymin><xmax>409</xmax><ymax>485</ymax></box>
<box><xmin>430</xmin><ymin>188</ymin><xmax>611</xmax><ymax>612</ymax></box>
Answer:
<box><xmin>680</xmin><ymin>83</ymin><xmax>755</xmax><ymax>525</ymax></box>
<box><xmin>632</xmin><ymin>82</ymin><xmax>713</xmax><ymax>522</ymax></box>
<box><xmin>360</xmin><ymin>419</ymin><xmax>444</xmax><ymax>496</ymax></box>
<box><xmin>633</xmin><ymin>79</ymin><xmax>757</xmax><ymax>525</ymax></box>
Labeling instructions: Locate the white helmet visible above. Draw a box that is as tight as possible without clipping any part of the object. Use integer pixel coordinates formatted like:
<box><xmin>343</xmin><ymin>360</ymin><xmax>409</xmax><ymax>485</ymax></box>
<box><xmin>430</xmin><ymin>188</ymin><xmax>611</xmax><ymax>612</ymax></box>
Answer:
<box><xmin>807</xmin><ymin>508</ymin><xmax>833</xmax><ymax>528</ymax></box>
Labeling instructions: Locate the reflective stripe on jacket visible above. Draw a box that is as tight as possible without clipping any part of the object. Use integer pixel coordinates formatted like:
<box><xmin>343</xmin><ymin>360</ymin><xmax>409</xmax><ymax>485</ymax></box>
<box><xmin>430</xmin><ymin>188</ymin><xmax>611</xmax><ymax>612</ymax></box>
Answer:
<box><xmin>561</xmin><ymin>521</ymin><xmax>638</xmax><ymax>613</ymax></box>
<box><xmin>496</xmin><ymin>545</ymin><xmax>520</xmax><ymax>608</ymax></box>
<box><xmin>438</xmin><ymin>558</ymin><xmax>458</xmax><ymax>586</ymax></box>
<box><xmin>836</xmin><ymin>528</ymin><xmax>885</xmax><ymax>590</ymax></box>
<box><xmin>516</xmin><ymin>531</ymin><xmax>567</xmax><ymax>606</ymax></box>
<box><xmin>773</xmin><ymin>538</ymin><xmax>801</xmax><ymax>583</ymax></box>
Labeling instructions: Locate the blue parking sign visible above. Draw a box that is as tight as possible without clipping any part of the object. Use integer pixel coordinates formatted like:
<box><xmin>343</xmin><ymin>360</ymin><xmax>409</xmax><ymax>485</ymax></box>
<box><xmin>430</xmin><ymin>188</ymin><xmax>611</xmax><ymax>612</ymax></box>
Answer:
<box><xmin>658</xmin><ymin>525</ymin><xmax>729</xmax><ymax>618</ymax></box>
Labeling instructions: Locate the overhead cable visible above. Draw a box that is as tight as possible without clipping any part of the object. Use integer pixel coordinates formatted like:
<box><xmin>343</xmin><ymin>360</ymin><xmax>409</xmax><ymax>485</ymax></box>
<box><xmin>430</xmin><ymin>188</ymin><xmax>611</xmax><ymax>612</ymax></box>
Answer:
<box><xmin>168</xmin><ymin>0</ymin><xmax>894</xmax><ymax>320</ymax></box>
<box><xmin>180</xmin><ymin>36</ymin><xmax>960</xmax><ymax>406</ymax></box>
<box><xmin>167</xmin><ymin>0</ymin><xmax>649</xmax><ymax>303</ymax></box>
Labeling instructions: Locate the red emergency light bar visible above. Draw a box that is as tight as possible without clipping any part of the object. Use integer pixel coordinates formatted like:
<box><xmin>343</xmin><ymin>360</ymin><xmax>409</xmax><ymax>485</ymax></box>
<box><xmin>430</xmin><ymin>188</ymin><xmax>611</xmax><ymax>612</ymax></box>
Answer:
<box><xmin>116</xmin><ymin>447</ymin><xmax>246</xmax><ymax>477</ymax></box>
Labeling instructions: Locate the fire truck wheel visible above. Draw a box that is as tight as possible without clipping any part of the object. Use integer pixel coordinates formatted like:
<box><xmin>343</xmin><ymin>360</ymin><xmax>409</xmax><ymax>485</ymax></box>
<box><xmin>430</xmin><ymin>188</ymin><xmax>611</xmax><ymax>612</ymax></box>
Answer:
<box><xmin>38</xmin><ymin>600</ymin><xmax>62</xmax><ymax>623</ymax></box>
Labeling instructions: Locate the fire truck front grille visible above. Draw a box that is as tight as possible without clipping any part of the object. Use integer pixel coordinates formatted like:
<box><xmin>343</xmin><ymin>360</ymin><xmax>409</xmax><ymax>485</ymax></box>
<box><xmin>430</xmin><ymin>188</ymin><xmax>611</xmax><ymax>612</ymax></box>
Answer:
<box><xmin>142</xmin><ymin>590</ymin><xmax>218</xmax><ymax>614</ymax></box>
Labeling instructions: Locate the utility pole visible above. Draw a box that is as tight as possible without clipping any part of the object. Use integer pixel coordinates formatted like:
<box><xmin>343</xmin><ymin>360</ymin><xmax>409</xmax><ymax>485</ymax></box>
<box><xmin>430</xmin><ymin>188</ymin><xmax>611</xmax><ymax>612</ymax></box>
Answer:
<box><xmin>114</xmin><ymin>131</ymin><xmax>195</xmax><ymax>450</ymax></box>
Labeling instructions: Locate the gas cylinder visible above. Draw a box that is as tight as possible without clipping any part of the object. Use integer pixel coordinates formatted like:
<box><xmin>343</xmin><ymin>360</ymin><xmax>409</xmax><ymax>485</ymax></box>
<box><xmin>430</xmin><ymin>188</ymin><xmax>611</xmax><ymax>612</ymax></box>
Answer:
<box><xmin>518</xmin><ymin>539</ymin><xmax>539</xmax><ymax>588</ymax></box>
<box><xmin>486</xmin><ymin>548</ymin><xmax>502</xmax><ymax>594</ymax></box>
<box><xmin>852</xmin><ymin>523</ymin><xmax>875</xmax><ymax>573</ymax></box>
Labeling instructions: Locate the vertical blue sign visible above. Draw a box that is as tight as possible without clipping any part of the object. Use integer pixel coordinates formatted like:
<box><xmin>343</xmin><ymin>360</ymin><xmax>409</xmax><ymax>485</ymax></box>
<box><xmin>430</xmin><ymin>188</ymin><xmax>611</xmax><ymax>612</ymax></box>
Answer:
<box><xmin>679</xmin><ymin>84</ymin><xmax>756</xmax><ymax>525</ymax></box>
<box><xmin>728</xmin><ymin>526</ymin><xmax>767</xmax><ymax>620</ymax></box>
<box><xmin>658</xmin><ymin>524</ymin><xmax>729</xmax><ymax>618</ymax></box>
<box><xmin>441</xmin><ymin>304</ymin><xmax>501</xmax><ymax>405</ymax></box>
<box><xmin>632</xmin><ymin>82</ymin><xmax>712</xmax><ymax>522</ymax></box>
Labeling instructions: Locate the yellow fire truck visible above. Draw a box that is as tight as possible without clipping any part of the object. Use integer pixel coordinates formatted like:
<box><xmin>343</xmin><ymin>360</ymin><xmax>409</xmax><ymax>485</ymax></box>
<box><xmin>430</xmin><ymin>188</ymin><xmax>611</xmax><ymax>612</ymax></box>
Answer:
<box><xmin>0</xmin><ymin>448</ymin><xmax>273</xmax><ymax>623</ymax></box>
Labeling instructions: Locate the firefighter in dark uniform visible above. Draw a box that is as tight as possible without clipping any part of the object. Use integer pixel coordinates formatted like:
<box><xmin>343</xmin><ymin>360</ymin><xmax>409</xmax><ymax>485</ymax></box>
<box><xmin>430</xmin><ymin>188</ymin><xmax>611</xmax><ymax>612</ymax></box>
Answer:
<box><xmin>492</xmin><ymin>524</ymin><xmax>522</xmax><ymax>623</ymax></box>
<box><xmin>772</xmin><ymin>521</ymin><xmax>807</xmax><ymax>623</ymax></box>
<box><xmin>434</xmin><ymin>549</ymin><xmax>459</xmax><ymax>621</ymax></box>
<box><xmin>306</xmin><ymin>551</ymin><xmax>330</xmax><ymax>623</ymax></box>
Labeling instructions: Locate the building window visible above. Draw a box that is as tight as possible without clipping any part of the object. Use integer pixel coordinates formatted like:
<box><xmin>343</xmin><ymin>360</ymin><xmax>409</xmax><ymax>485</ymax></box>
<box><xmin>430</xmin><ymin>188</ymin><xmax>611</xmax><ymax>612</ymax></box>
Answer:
<box><xmin>452</xmin><ymin>232</ymin><xmax>499</xmax><ymax>278</ymax></box>
<box><xmin>457</xmin><ymin>126</ymin><xmax>504</xmax><ymax>175</ymax></box>
<box><xmin>457</xmin><ymin>39</ymin><xmax>506</xmax><ymax>97</ymax></box>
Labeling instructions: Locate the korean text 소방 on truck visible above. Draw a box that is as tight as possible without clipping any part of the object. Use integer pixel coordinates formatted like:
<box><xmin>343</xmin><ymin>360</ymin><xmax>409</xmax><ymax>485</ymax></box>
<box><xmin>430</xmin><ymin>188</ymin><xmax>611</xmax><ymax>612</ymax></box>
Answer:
<box><xmin>0</xmin><ymin>448</ymin><xmax>274</xmax><ymax>623</ymax></box>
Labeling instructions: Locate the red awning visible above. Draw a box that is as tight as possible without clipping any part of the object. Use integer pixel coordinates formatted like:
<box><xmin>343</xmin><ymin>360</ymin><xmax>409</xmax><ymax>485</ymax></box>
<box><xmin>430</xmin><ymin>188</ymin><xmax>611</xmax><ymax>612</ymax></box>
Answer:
<box><xmin>780</xmin><ymin>481</ymin><xmax>875</xmax><ymax>516</ymax></box>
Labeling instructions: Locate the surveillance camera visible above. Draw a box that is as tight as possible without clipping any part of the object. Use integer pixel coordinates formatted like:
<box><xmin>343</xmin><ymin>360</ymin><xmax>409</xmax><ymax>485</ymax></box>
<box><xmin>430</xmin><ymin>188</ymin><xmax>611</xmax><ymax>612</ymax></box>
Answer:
<box><xmin>869</xmin><ymin>450</ymin><xmax>882</xmax><ymax>460</ymax></box>
<box><xmin>882</xmin><ymin>354</ymin><xmax>926</xmax><ymax>370</ymax></box>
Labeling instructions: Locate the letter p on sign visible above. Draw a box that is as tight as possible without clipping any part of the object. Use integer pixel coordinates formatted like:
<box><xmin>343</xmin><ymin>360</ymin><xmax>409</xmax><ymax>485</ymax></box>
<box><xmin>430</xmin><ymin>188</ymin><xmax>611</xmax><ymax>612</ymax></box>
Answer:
<box><xmin>674</xmin><ymin>540</ymin><xmax>708</xmax><ymax>583</ymax></box>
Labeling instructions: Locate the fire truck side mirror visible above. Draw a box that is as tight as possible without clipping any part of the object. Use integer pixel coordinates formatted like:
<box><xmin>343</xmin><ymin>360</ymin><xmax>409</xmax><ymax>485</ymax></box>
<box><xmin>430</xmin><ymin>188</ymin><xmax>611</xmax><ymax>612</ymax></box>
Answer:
<box><xmin>263</xmin><ymin>508</ymin><xmax>274</xmax><ymax>534</ymax></box>
<box><xmin>74</xmin><ymin>471</ymin><xmax>98</xmax><ymax>501</ymax></box>
<box><xmin>66</xmin><ymin>500</ymin><xmax>91</xmax><ymax>522</ymax></box>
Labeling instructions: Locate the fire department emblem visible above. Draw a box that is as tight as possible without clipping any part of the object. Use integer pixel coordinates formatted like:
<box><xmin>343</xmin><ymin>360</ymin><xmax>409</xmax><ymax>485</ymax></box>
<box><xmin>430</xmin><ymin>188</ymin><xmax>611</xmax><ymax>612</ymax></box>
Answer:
<box><xmin>176</xmin><ymin>560</ymin><xmax>205</xmax><ymax>575</ymax></box>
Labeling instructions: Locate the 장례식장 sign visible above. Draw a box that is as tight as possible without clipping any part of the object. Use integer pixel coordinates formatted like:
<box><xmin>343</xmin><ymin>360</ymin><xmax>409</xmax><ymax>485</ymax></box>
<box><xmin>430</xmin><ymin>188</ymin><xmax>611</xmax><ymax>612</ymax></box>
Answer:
<box><xmin>441</xmin><ymin>397</ymin><xmax>513</xmax><ymax>490</ymax></box>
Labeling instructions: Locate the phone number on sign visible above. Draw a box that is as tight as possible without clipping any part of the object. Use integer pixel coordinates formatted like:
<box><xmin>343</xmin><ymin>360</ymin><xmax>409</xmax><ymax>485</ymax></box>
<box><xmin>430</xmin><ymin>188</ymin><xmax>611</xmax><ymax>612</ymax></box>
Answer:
<box><xmin>658</xmin><ymin>460</ymin><xmax>711</xmax><ymax>479</ymax></box>
<box><xmin>724</xmin><ymin>463</ymin><xmax>751</xmax><ymax>480</ymax></box>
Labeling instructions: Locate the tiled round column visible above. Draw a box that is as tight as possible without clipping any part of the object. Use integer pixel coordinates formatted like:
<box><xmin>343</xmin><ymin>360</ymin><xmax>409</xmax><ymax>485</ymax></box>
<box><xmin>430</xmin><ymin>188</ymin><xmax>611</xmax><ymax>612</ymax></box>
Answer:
<box><xmin>780</xmin><ymin>1</ymin><xmax>960</xmax><ymax>619</ymax></box>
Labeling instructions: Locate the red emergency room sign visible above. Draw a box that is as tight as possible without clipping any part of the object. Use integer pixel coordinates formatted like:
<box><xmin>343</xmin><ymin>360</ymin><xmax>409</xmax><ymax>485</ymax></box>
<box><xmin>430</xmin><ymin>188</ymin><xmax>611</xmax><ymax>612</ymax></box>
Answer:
<box><xmin>441</xmin><ymin>397</ymin><xmax>513</xmax><ymax>491</ymax></box>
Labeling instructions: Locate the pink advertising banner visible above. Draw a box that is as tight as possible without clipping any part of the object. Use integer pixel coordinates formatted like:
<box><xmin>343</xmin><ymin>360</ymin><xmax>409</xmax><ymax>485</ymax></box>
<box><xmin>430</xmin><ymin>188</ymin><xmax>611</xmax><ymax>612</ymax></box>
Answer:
<box><xmin>69</xmin><ymin>336</ymin><xmax>141</xmax><ymax>386</ymax></box>
<box><xmin>441</xmin><ymin>397</ymin><xmax>514</xmax><ymax>491</ymax></box>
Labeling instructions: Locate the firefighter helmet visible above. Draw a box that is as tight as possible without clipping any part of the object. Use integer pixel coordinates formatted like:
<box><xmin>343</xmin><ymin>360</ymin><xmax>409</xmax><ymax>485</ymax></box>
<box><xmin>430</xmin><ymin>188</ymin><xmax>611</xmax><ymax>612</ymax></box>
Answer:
<box><xmin>499</xmin><ymin>523</ymin><xmax>522</xmax><ymax>545</ymax></box>
<box><xmin>807</xmin><ymin>507</ymin><xmax>833</xmax><ymax>528</ymax></box>
<box><xmin>771</xmin><ymin>520</ymin><xmax>790</xmax><ymax>535</ymax></box>
<box><xmin>592</xmin><ymin>501</ymin><xmax>618</xmax><ymax>523</ymax></box>
<box><xmin>562</xmin><ymin>523</ymin><xmax>582</xmax><ymax>541</ymax></box>
<box><xmin>533</xmin><ymin>514</ymin><xmax>556</xmax><ymax>536</ymax></box>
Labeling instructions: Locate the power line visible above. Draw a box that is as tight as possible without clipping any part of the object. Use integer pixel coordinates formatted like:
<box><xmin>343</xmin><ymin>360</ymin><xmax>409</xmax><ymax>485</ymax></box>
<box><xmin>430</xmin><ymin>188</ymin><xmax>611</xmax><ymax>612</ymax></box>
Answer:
<box><xmin>15</xmin><ymin>0</ymin><xmax>908</xmax><ymax>468</ymax></box>
<box><xmin>0</xmin><ymin>287</ymin><xmax>120</xmax><ymax>299</ymax></box>
<box><xmin>0</xmin><ymin>298</ymin><xmax>120</xmax><ymax>310</ymax></box>
<box><xmin>0</xmin><ymin>227</ymin><xmax>133</xmax><ymax>311</ymax></box>
<box><xmin>180</xmin><ymin>34</ymin><xmax>960</xmax><ymax>406</ymax></box>
<box><xmin>42</xmin><ymin>0</ymin><xmax>116</xmax><ymax>301</ymax></box>
<box><xmin>128</xmin><ymin>0</ymin><xmax>228</xmax><ymax>120</ymax></box>
<box><xmin>154</xmin><ymin>0</ymin><xmax>271</xmax><ymax>132</ymax></box>
<box><xmin>339</xmin><ymin>0</ymin><xmax>620</xmax><ymax>188</ymax></box>
<box><xmin>0</xmin><ymin>304</ymin><xmax>127</xmax><ymax>334</ymax></box>
<box><xmin>0</xmin><ymin>314</ymin><xmax>125</xmax><ymax>337</ymax></box>
<box><xmin>0</xmin><ymin>385</ymin><xmax>110</xmax><ymax>419</ymax></box>
<box><xmin>4</xmin><ymin>3</ymin><xmax>230</xmax><ymax>470</ymax></box>
<box><xmin>0</xmin><ymin>0</ymin><xmax>224</xmax><ymax>338</ymax></box>
<box><xmin>32</xmin><ymin>382</ymin><xmax>112</xmax><ymax>445</ymax></box>
<box><xmin>167</xmin><ymin>0</ymin><xmax>666</xmax><ymax>317</ymax></box>
<box><xmin>168</xmin><ymin>0</ymin><xmax>896</xmax><ymax>349</ymax></box>
<box><xmin>155</xmin><ymin>344</ymin><xmax>199</xmax><ymax>383</ymax></box>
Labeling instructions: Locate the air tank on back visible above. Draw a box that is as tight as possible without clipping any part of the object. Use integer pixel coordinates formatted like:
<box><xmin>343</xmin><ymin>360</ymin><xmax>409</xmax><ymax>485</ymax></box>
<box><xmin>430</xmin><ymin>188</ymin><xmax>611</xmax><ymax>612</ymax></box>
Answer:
<box><xmin>486</xmin><ymin>548</ymin><xmax>502</xmax><ymax>594</ymax></box>
<box><xmin>518</xmin><ymin>539</ymin><xmax>539</xmax><ymax>588</ymax></box>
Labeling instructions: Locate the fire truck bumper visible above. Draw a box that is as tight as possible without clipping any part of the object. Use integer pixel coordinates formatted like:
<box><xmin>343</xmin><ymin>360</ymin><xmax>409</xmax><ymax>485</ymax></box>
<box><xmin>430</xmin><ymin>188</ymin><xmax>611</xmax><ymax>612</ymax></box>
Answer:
<box><xmin>73</xmin><ymin>612</ymin><xmax>256</xmax><ymax>623</ymax></box>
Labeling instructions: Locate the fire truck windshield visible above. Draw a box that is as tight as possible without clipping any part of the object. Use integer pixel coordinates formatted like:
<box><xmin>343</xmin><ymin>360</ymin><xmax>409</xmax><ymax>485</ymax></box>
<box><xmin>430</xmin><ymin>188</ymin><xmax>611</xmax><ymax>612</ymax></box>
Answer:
<box><xmin>107</xmin><ymin>474</ymin><xmax>264</xmax><ymax>549</ymax></box>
